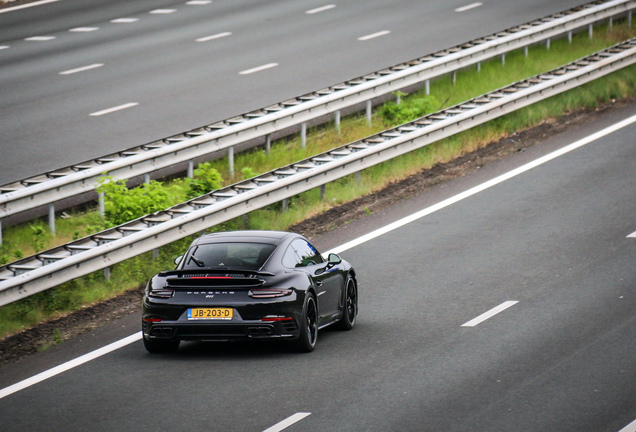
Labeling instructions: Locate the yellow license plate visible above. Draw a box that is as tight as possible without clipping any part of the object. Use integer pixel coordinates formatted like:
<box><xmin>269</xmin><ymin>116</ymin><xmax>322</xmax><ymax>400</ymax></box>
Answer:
<box><xmin>188</xmin><ymin>308</ymin><xmax>233</xmax><ymax>320</ymax></box>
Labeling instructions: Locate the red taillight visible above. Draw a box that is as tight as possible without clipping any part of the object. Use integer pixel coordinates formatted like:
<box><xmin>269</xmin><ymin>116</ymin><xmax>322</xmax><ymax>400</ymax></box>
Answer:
<box><xmin>261</xmin><ymin>316</ymin><xmax>293</xmax><ymax>322</ymax></box>
<box><xmin>148</xmin><ymin>290</ymin><xmax>174</xmax><ymax>299</ymax></box>
<box><xmin>143</xmin><ymin>318</ymin><xmax>162</xmax><ymax>322</ymax></box>
<box><xmin>249</xmin><ymin>289</ymin><xmax>292</xmax><ymax>298</ymax></box>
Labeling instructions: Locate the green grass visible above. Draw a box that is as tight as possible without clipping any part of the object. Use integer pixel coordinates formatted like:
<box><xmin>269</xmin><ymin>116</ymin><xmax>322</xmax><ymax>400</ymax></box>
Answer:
<box><xmin>1</xmin><ymin>23</ymin><xmax>635</xmax><ymax>339</ymax></box>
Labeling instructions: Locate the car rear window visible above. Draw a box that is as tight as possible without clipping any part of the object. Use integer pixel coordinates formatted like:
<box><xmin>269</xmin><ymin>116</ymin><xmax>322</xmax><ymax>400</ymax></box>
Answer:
<box><xmin>184</xmin><ymin>243</ymin><xmax>276</xmax><ymax>270</ymax></box>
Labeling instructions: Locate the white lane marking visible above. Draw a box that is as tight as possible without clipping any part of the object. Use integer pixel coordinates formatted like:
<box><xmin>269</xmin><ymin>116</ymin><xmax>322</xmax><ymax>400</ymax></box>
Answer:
<box><xmin>150</xmin><ymin>9</ymin><xmax>176</xmax><ymax>14</ymax></box>
<box><xmin>461</xmin><ymin>301</ymin><xmax>518</xmax><ymax>327</ymax></box>
<box><xmin>69</xmin><ymin>27</ymin><xmax>99</xmax><ymax>32</ymax></box>
<box><xmin>619</xmin><ymin>419</ymin><xmax>636</xmax><ymax>432</ymax></box>
<box><xmin>627</xmin><ymin>231</ymin><xmax>636</xmax><ymax>238</ymax></box>
<box><xmin>358</xmin><ymin>30</ymin><xmax>390</xmax><ymax>41</ymax></box>
<box><xmin>2</xmin><ymin>114</ymin><xmax>636</xmax><ymax>399</ymax></box>
<box><xmin>59</xmin><ymin>63</ymin><xmax>104</xmax><ymax>75</ymax></box>
<box><xmin>90</xmin><ymin>102</ymin><xmax>138</xmax><ymax>116</ymax></box>
<box><xmin>25</xmin><ymin>36</ymin><xmax>56</xmax><ymax>41</ymax></box>
<box><xmin>196</xmin><ymin>32</ymin><xmax>232</xmax><ymax>42</ymax></box>
<box><xmin>0</xmin><ymin>332</ymin><xmax>141</xmax><ymax>400</ymax></box>
<box><xmin>0</xmin><ymin>46</ymin><xmax>9</xmax><ymax>50</ymax></box>
<box><xmin>187</xmin><ymin>0</ymin><xmax>212</xmax><ymax>4</ymax></box>
<box><xmin>263</xmin><ymin>413</ymin><xmax>311</xmax><ymax>432</ymax></box>
<box><xmin>455</xmin><ymin>2</ymin><xmax>483</xmax><ymax>12</ymax></box>
<box><xmin>111</xmin><ymin>18</ymin><xmax>139</xmax><ymax>23</ymax></box>
<box><xmin>0</xmin><ymin>0</ymin><xmax>59</xmax><ymax>14</ymax></box>
<box><xmin>325</xmin><ymin>113</ymin><xmax>636</xmax><ymax>256</ymax></box>
<box><xmin>239</xmin><ymin>63</ymin><xmax>279</xmax><ymax>75</ymax></box>
<box><xmin>306</xmin><ymin>4</ymin><xmax>336</xmax><ymax>14</ymax></box>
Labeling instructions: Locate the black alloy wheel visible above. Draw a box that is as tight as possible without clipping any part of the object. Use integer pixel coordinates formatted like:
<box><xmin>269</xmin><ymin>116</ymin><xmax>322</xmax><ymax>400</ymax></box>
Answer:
<box><xmin>336</xmin><ymin>276</ymin><xmax>357</xmax><ymax>330</ymax></box>
<box><xmin>294</xmin><ymin>293</ymin><xmax>318</xmax><ymax>352</ymax></box>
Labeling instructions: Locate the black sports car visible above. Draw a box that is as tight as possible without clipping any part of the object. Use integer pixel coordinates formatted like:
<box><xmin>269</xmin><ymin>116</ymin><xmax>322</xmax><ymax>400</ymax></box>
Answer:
<box><xmin>142</xmin><ymin>230</ymin><xmax>357</xmax><ymax>353</ymax></box>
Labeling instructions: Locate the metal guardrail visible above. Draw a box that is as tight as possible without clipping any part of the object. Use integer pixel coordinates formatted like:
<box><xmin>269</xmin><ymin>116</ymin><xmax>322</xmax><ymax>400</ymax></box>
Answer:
<box><xmin>0</xmin><ymin>37</ymin><xmax>634</xmax><ymax>306</ymax></box>
<box><xmin>0</xmin><ymin>0</ymin><xmax>634</xmax><ymax>229</ymax></box>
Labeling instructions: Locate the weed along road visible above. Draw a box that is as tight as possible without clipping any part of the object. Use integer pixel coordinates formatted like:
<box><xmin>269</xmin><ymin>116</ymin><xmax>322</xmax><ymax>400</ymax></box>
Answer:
<box><xmin>0</xmin><ymin>0</ymin><xmax>588</xmax><ymax>184</ymax></box>
<box><xmin>0</xmin><ymin>100</ymin><xmax>635</xmax><ymax>430</ymax></box>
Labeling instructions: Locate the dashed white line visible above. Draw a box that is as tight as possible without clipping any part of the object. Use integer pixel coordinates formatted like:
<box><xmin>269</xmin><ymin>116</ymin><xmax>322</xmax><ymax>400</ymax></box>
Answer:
<box><xmin>25</xmin><ymin>36</ymin><xmax>56</xmax><ymax>41</ymax></box>
<box><xmin>0</xmin><ymin>46</ymin><xmax>9</xmax><ymax>50</ymax></box>
<box><xmin>619</xmin><ymin>418</ymin><xmax>636</xmax><ymax>432</ymax></box>
<box><xmin>60</xmin><ymin>63</ymin><xmax>104</xmax><ymax>75</ymax></box>
<box><xmin>150</xmin><ymin>9</ymin><xmax>177</xmax><ymax>14</ymax></box>
<box><xmin>90</xmin><ymin>102</ymin><xmax>138</xmax><ymax>117</ymax></box>
<box><xmin>196</xmin><ymin>32</ymin><xmax>232</xmax><ymax>42</ymax></box>
<box><xmin>262</xmin><ymin>413</ymin><xmax>311</xmax><ymax>432</ymax></box>
<box><xmin>69</xmin><ymin>27</ymin><xmax>99</xmax><ymax>32</ymax></box>
<box><xmin>0</xmin><ymin>0</ymin><xmax>59</xmax><ymax>13</ymax></box>
<box><xmin>111</xmin><ymin>18</ymin><xmax>139</xmax><ymax>23</ymax></box>
<box><xmin>358</xmin><ymin>30</ymin><xmax>390</xmax><ymax>41</ymax></box>
<box><xmin>455</xmin><ymin>2</ymin><xmax>483</xmax><ymax>12</ymax></box>
<box><xmin>627</xmin><ymin>231</ymin><xmax>636</xmax><ymax>238</ymax></box>
<box><xmin>186</xmin><ymin>0</ymin><xmax>212</xmax><ymax>4</ymax></box>
<box><xmin>239</xmin><ymin>63</ymin><xmax>279</xmax><ymax>75</ymax></box>
<box><xmin>461</xmin><ymin>301</ymin><xmax>518</xmax><ymax>327</ymax></box>
<box><xmin>306</xmin><ymin>4</ymin><xmax>336</xmax><ymax>14</ymax></box>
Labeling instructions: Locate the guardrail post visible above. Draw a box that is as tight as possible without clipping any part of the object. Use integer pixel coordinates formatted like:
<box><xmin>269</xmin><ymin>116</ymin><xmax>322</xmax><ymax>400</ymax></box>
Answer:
<box><xmin>228</xmin><ymin>146</ymin><xmax>234</xmax><ymax>177</ymax></box>
<box><xmin>48</xmin><ymin>203</ymin><xmax>56</xmax><ymax>235</ymax></box>
<box><xmin>98</xmin><ymin>192</ymin><xmax>105</xmax><ymax>216</ymax></box>
<box><xmin>153</xmin><ymin>248</ymin><xmax>158</xmax><ymax>260</ymax></box>
<box><xmin>476</xmin><ymin>62</ymin><xmax>481</xmax><ymax>72</ymax></box>
<box><xmin>366</xmin><ymin>100</ymin><xmax>372</xmax><ymax>126</ymax></box>
<box><xmin>265</xmin><ymin>134</ymin><xmax>271</xmax><ymax>155</ymax></box>
<box><xmin>609</xmin><ymin>17</ymin><xmax>613</xmax><ymax>29</ymax></box>
<box><xmin>355</xmin><ymin>172</ymin><xmax>361</xmax><ymax>183</ymax></box>
<box><xmin>500</xmin><ymin>54</ymin><xmax>506</xmax><ymax>65</ymax></box>
<box><xmin>104</xmin><ymin>266</ymin><xmax>111</xmax><ymax>281</ymax></box>
<box><xmin>282</xmin><ymin>198</ymin><xmax>289</xmax><ymax>213</ymax></box>
<box><xmin>524</xmin><ymin>46</ymin><xmax>529</xmax><ymax>57</ymax></box>
<box><xmin>242</xmin><ymin>214</ymin><xmax>249</xmax><ymax>228</ymax></box>
<box><xmin>396</xmin><ymin>92</ymin><xmax>401</xmax><ymax>105</ymax></box>
<box><xmin>425</xmin><ymin>80</ymin><xmax>430</xmax><ymax>96</ymax></box>
<box><xmin>629</xmin><ymin>11</ymin><xmax>632</xmax><ymax>28</ymax></box>
<box><xmin>334</xmin><ymin>111</ymin><xmax>341</xmax><ymax>133</ymax></box>
<box><xmin>451</xmin><ymin>71</ymin><xmax>456</xmax><ymax>85</ymax></box>
<box><xmin>546</xmin><ymin>38</ymin><xmax>550</xmax><ymax>50</ymax></box>
<box><xmin>187</xmin><ymin>160</ymin><xmax>194</xmax><ymax>178</ymax></box>
<box><xmin>144</xmin><ymin>173</ymin><xmax>150</xmax><ymax>184</ymax></box>
<box><xmin>301</xmin><ymin>122</ymin><xmax>307</xmax><ymax>148</ymax></box>
<box><xmin>588</xmin><ymin>23</ymin><xmax>593</xmax><ymax>39</ymax></box>
<box><xmin>320</xmin><ymin>184</ymin><xmax>326</xmax><ymax>201</ymax></box>
<box><xmin>568</xmin><ymin>31</ymin><xmax>572</xmax><ymax>44</ymax></box>
<box><xmin>0</xmin><ymin>220</ymin><xmax>3</xmax><ymax>245</ymax></box>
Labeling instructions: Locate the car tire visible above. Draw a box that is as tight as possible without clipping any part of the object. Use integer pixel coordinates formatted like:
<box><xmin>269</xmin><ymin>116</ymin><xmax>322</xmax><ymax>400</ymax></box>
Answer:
<box><xmin>335</xmin><ymin>276</ymin><xmax>357</xmax><ymax>331</ymax></box>
<box><xmin>293</xmin><ymin>293</ymin><xmax>318</xmax><ymax>353</ymax></box>
<box><xmin>143</xmin><ymin>332</ymin><xmax>180</xmax><ymax>354</ymax></box>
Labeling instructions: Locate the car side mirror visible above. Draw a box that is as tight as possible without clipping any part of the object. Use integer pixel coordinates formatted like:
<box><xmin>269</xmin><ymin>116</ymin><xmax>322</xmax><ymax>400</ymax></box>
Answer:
<box><xmin>327</xmin><ymin>253</ymin><xmax>342</xmax><ymax>266</ymax></box>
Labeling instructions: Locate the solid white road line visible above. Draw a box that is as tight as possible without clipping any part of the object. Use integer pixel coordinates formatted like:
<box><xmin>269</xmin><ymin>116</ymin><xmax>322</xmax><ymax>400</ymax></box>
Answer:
<box><xmin>0</xmin><ymin>332</ymin><xmax>142</xmax><ymax>400</ymax></box>
<box><xmin>306</xmin><ymin>5</ymin><xmax>336</xmax><ymax>14</ymax></box>
<box><xmin>0</xmin><ymin>0</ymin><xmax>59</xmax><ymax>14</ymax></box>
<box><xmin>358</xmin><ymin>30</ymin><xmax>390</xmax><ymax>41</ymax></box>
<box><xmin>619</xmin><ymin>419</ymin><xmax>636</xmax><ymax>432</ymax></box>
<box><xmin>150</xmin><ymin>9</ymin><xmax>176</xmax><ymax>14</ymax></box>
<box><xmin>461</xmin><ymin>301</ymin><xmax>518</xmax><ymax>327</ymax></box>
<box><xmin>59</xmin><ymin>63</ymin><xmax>104</xmax><ymax>75</ymax></box>
<box><xmin>325</xmin><ymin>113</ymin><xmax>636</xmax><ymax>256</ymax></box>
<box><xmin>262</xmin><ymin>413</ymin><xmax>311</xmax><ymax>432</ymax></box>
<box><xmin>196</xmin><ymin>32</ymin><xmax>232</xmax><ymax>42</ymax></box>
<box><xmin>2</xmin><ymin>115</ymin><xmax>636</xmax><ymax>399</ymax></box>
<box><xmin>90</xmin><ymin>102</ymin><xmax>138</xmax><ymax>117</ymax></box>
<box><xmin>239</xmin><ymin>63</ymin><xmax>279</xmax><ymax>75</ymax></box>
<box><xmin>456</xmin><ymin>2</ymin><xmax>483</xmax><ymax>12</ymax></box>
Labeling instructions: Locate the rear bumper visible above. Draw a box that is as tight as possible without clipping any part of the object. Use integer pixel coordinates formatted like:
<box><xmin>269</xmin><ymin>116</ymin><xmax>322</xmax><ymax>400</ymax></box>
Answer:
<box><xmin>143</xmin><ymin>319</ymin><xmax>299</xmax><ymax>342</ymax></box>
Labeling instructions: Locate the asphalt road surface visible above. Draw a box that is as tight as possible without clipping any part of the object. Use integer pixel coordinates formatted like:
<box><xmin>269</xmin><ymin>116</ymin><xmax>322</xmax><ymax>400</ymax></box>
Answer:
<box><xmin>0</xmin><ymin>0</ymin><xmax>588</xmax><ymax>184</ymax></box>
<box><xmin>0</xmin><ymin>100</ymin><xmax>634</xmax><ymax>430</ymax></box>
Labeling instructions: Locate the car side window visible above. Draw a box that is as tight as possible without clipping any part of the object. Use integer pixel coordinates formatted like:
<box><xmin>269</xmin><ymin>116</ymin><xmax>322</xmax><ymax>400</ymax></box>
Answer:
<box><xmin>291</xmin><ymin>239</ymin><xmax>324</xmax><ymax>267</ymax></box>
<box><xmin>282</xmin><ymin>244</ymin><xmax>302</xmax><ymax>268</ymax></box>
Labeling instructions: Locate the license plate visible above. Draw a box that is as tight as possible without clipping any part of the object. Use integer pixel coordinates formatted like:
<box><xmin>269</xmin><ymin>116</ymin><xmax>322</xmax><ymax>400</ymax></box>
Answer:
<box><xmin>188</xmin><ymin>308</ymin><xmax>233</xmax><ymax>320</ymax></box>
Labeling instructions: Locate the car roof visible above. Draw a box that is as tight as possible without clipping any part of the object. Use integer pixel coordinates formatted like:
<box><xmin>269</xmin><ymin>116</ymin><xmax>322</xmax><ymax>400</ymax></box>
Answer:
<box><xmin>191</xmin><ymin>230</ymin><xmax>297</xmax><ymax>246</ymax></box>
